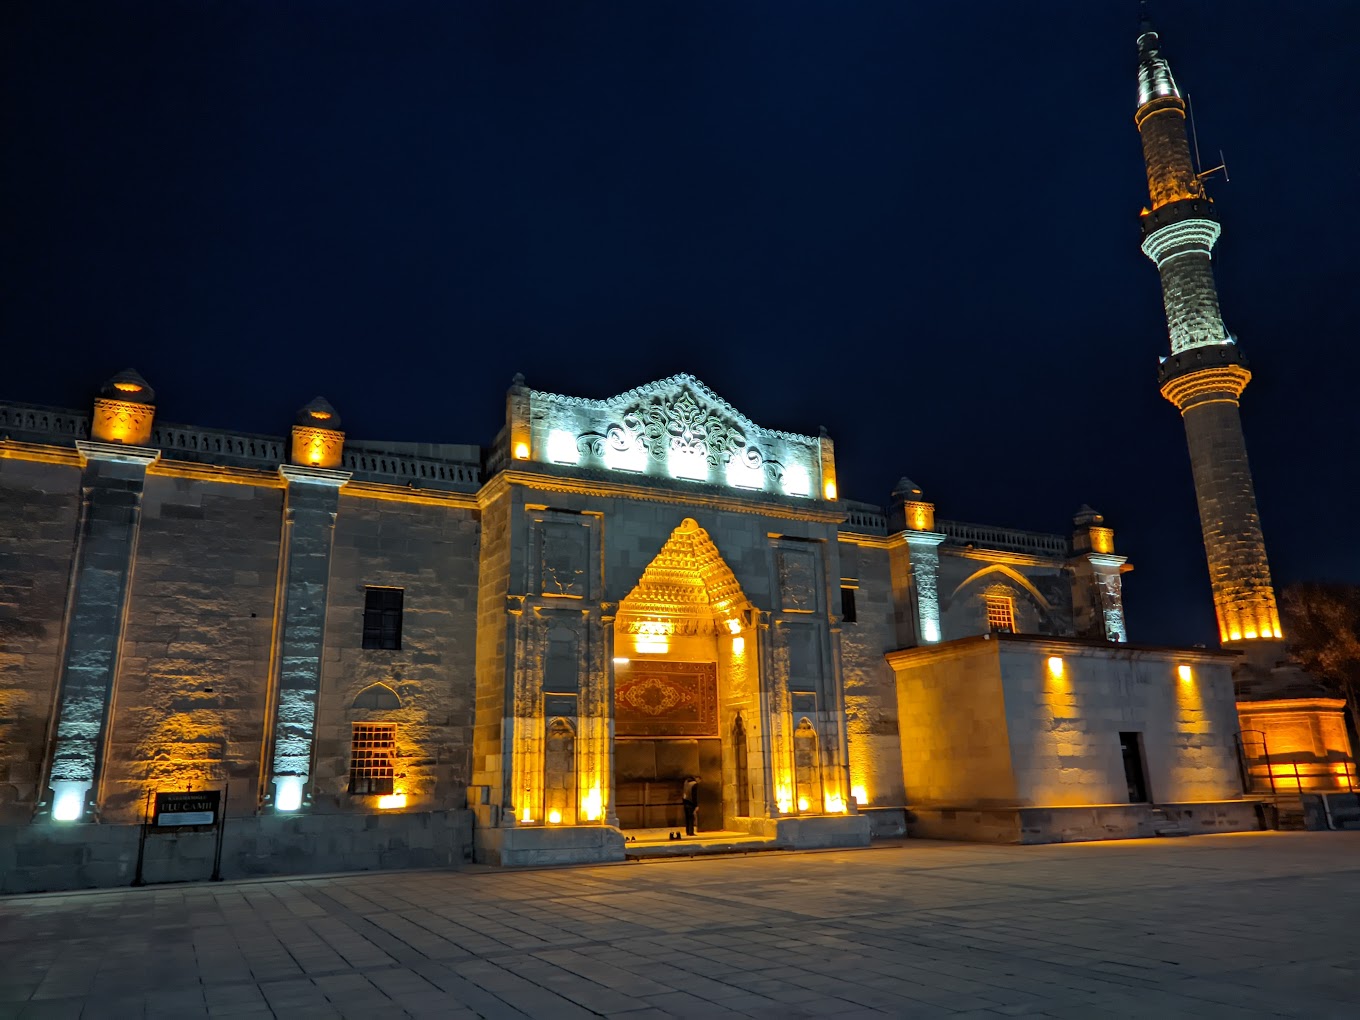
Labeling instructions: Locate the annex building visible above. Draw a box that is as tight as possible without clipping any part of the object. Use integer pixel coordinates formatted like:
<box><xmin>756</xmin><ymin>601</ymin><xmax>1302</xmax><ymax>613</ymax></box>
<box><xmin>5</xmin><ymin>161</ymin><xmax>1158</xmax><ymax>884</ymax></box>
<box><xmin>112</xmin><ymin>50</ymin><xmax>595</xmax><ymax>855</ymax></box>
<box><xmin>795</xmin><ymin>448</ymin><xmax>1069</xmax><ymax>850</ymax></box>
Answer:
<box><xmin>0</xmin><ymin>370</ymin><xmax>1262</xmax><ymax>891</ymax></box>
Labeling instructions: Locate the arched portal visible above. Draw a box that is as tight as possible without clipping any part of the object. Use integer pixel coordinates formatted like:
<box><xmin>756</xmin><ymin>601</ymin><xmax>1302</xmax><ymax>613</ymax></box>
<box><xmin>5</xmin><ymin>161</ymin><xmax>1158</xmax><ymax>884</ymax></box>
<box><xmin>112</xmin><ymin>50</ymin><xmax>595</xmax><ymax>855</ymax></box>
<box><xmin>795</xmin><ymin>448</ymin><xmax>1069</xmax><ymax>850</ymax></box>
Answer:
<box><xmin>613</xmin><ymin>518</ymin><xmax>761</xmax><ymax>834</ymax></box>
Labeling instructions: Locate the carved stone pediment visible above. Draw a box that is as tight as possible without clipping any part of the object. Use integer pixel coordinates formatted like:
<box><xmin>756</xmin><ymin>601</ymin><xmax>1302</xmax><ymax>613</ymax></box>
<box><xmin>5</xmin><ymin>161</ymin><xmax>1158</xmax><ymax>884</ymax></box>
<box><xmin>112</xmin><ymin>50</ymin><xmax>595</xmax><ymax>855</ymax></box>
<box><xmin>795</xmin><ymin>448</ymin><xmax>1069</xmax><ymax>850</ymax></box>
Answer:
<box><xmin>526</xmin><ymin>374</ymin><xmax>821</xmax><ymax>495</ymax></box>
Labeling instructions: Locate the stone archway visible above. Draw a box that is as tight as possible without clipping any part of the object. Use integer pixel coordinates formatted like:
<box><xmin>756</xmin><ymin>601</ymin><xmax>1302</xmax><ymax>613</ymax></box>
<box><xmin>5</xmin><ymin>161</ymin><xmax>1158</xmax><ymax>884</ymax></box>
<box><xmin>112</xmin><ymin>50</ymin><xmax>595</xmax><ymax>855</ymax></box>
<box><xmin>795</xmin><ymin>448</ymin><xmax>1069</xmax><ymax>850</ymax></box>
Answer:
<box><xmin>613</xmin><ymin>518</ymin><xmax>762</xmax><ymax>834</ymax></box>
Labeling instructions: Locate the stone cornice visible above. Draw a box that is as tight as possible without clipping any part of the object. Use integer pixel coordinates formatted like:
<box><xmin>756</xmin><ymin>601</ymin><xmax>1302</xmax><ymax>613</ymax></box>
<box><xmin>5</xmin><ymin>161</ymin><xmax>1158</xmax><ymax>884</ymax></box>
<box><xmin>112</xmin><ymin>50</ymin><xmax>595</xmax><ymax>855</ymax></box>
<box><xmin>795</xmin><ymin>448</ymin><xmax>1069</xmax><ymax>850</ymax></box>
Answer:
<box><xmin>478</xmin><ymin>467</ymin><xmax>845</xmax><ymax>524</ymax></box>
<box><xmin>0</xmin><ymin>439</ymin><xmax>83</xmax><ymax>468</ymax></box>
<box><xmin>74</xmin><ymin>440</ymin><xmax>161</xmax><ymax>467</ymax></box>
<box><xmin>886</xmin><ymin>632</ymin><xmax>1239</xmax><ymax>670</ymax></box>
<box><xmin>278</xmin><ymin>464</ymin><xmax>351</xmax><ymax>488</ymax></box>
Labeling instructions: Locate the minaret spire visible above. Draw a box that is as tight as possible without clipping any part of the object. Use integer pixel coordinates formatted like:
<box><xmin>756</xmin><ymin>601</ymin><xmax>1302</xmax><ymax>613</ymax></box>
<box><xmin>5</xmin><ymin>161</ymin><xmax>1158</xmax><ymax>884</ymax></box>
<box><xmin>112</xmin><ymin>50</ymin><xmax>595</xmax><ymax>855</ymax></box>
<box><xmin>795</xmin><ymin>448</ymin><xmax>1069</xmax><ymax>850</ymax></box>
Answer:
<box><xmin>1136</xmin><ymin>6</ymin><xmax>1181</xmax><ymax>108</ymax></box>
<box><xmin>1133</xmin><ymin>16</ymin><xmax>1283</xmax><ymax>653</ymax></box>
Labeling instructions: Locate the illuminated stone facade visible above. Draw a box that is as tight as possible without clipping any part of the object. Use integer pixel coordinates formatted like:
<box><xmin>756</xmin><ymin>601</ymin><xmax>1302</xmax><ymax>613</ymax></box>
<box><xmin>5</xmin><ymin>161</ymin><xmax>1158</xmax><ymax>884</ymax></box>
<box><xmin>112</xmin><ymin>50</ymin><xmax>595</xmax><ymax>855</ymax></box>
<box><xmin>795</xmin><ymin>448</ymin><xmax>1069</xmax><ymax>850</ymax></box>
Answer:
<box><xmin>1134</xmin><ymin>20</ymin><xmax>1353</xmax><ymax>786</ymax></box>
<box><xmin>0</xmin><ymin>366</ymin><xmax>1262</xmax><ymax>890</ymax></box>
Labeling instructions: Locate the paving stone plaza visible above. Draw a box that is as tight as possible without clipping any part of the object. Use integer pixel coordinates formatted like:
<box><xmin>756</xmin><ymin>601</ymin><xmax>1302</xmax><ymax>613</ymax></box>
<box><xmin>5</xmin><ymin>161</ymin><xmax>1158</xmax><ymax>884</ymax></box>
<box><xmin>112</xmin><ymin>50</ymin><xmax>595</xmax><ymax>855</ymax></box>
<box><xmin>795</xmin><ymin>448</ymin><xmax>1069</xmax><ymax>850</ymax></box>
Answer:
<box><xmin>3</xmin><ymin>831</ymin><xmax>1358</xmax><ymax>1019</ymax></box>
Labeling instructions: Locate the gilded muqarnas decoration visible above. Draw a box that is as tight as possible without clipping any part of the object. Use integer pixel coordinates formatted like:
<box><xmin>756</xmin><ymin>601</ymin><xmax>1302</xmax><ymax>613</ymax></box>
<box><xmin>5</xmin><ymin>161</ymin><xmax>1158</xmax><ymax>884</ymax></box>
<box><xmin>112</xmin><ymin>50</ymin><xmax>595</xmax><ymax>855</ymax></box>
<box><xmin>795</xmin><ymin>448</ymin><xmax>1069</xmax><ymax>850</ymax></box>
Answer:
<box><xmin>578</xmin><ymin>387</ymin><xmax>784</xmax><ymax>481</ymax></box>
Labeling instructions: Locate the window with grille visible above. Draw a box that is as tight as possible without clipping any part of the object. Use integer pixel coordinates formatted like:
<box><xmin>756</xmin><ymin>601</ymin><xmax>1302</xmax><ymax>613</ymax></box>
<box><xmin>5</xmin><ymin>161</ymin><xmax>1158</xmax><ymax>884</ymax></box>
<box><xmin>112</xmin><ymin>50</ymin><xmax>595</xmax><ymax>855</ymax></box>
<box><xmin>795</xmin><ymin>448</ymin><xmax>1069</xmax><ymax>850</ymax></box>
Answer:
<box><xmin>350</xmin><ymin>723</ymin><xmax>396</xmax><ymax>795</ymax></box>
<box><xmin>362</xmin><ymin>587</ymin><xmax>404</xmax><ymax>650</ymax></box>
<box><xmin>985</xmin><ymin>594</ymin><xmax>1015</xmax><ymax>633</ymax></box>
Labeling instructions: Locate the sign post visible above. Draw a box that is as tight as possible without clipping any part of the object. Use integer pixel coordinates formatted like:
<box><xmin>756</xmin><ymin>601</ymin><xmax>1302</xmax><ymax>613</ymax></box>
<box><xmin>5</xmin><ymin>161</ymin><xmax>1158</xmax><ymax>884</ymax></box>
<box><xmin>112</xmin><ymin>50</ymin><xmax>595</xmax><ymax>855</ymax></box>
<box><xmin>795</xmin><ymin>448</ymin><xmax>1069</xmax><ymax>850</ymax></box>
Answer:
<box><xmin>130</xmin><ymin>787</ymin><xmax>226</xmax><ymax>887</ymax></box>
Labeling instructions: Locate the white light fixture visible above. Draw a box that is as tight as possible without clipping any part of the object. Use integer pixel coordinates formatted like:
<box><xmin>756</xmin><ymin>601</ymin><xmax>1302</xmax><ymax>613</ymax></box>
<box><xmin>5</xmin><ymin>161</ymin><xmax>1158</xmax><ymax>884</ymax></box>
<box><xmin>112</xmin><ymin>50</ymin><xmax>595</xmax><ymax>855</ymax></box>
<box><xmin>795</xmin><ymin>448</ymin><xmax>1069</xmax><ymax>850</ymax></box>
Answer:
<box><xmin>546</xmin><ymin>430</ymin><xmax>579</xmax><ymax>465</ymax></box>
<box><xmin>782</xmin><ymin>464</ymin><xmax>811</xmax><ymax>497</ymax></box>
<box><xmin>604</xmin><ymin>443</ymin><xmax>646</xmax><ymax>473</ymax></box>
<box><xmin>667</xmin><ymin>449</ymin><xmax>708</xmax><ymax>481</ymax></box>
<box><xmin>274</xmin><ymin>775</ymin><xmax>305</xmax><ymax>812</ymax></box>
<box><xmin>50</xmin><ymin>780</ymin><xmax>91</xmax><ymax>822</ymax></box>
<box><xmin>725</xmin><ymin>457</ymin><xmax>763</xmax><ymax>490</ymax></box>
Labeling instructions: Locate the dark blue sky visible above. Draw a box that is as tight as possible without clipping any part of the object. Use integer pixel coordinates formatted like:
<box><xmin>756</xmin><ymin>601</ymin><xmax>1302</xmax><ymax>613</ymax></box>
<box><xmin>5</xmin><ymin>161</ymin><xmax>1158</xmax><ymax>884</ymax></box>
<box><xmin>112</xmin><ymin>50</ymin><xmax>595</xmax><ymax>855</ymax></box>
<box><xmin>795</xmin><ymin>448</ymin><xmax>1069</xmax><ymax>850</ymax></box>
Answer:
<box><xmin>2</xmin><ymin>2</ymin><xmax>1356</xmax><ymax>647</ymax></box>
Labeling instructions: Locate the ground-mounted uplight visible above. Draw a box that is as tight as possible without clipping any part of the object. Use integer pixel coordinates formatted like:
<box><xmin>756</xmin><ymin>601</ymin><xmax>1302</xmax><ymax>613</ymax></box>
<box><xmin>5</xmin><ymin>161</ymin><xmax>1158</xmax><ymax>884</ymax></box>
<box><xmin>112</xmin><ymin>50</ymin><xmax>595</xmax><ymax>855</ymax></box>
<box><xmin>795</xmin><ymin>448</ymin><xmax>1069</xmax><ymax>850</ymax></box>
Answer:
<box><xmin>851</xmin><ymin>785</ymin><xmax>868</xmax><ymax>808</ymax></box>
<box><xmin>547</xmin><ymin>809</ymin><xmax>562</xmax><ymax>825</ymax></box>
<box><xmin>823</xmin><ymin>480</ymin><xmax>837</xmax><ymax>500</ymax></box>
<box><xmin>520</xmin><ymin>806</ymin><xmax>533</xmax><ymax>824</ymax></box>
<box><xmin>50</xmin><ymin>780</ymin><xmax>91</xmax><ymax>822</ymax></box>
<box><xmin>546</xmin><ymin>430</ymin><xmax>579</xmax><ymax>465</ymax></box>
<box><xmin>513</xmin><ymin>442</ymin><xmax>530</xmax><ymax>460</ymax></box>
<box><xmin>377</xmin><ymin>793</ymin><xmax>407</xmax><ymax>810</ymax></box>
<box><xmin>1177</xmin><ymin>664</ymin><xmax>1193</xmax><ymax>682</ymax></box>
<box><xmin>1047</xmin><ymin>656</ymin><xmax>1065</xmax><ymax>679</ymax></box>
<box><xmin>797</xmin><ymin>797</ymin><xmax>810</xmax><ymax>812</ymax></box>
<box><xmin>274</xmin><ymin>775</ymin><xmax>305</xmax><ymax>812</ymax></box>
<box><xmin>824</xmin><ymin>793</ymin><xmax>845</xmax><ymax>813</ymax></box>
<box><xmin>782</xmin><ymin>464</ymin><xmax>811</xmax><ymax>498</ymax></box>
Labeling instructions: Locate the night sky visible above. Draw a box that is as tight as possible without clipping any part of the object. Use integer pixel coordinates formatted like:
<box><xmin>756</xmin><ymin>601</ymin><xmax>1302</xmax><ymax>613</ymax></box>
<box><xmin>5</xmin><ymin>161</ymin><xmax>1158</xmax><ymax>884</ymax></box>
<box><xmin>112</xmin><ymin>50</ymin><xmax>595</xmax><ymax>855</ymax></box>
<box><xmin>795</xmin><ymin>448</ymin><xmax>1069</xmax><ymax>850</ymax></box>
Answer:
<box><xmin>2</xmin><ymin>2</ymin><xmax>1356</xmax><ymax>648</ymax></box>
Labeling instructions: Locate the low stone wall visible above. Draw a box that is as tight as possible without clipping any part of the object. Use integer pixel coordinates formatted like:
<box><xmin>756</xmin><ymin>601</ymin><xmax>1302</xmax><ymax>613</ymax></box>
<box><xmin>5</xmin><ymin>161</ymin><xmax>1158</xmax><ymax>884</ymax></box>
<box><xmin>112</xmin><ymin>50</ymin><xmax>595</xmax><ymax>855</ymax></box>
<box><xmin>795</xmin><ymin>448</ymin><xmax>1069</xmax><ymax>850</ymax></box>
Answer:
<box><xmin>908</xmin><ymin>800</ymin><xmax>1261</xmax><ymax>845</ymax></box>
<box><xmin>473</xmin><ymin>823</ymin><xmax>626</xmax><ymax>867</ymax></box>
<box><xmin>860</xmin><ymin>807</ymin><xmax>908</xmax><ymax>839</ymax></box>
<box><xmin>0</xmin><ymin>810</ymin><xmax>474</xmax><ymax>895</ymax></box>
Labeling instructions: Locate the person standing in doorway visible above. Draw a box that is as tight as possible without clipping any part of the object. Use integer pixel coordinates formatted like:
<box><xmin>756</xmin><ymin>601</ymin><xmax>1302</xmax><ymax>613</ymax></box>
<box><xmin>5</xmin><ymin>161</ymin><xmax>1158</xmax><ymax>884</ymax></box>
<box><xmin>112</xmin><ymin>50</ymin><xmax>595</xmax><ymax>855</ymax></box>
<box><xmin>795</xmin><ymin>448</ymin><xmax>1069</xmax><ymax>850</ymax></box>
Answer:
<box><xmin>682</xmin><ymin>775</ymin><xmax>700</xmax><ymax>836</ymax></box>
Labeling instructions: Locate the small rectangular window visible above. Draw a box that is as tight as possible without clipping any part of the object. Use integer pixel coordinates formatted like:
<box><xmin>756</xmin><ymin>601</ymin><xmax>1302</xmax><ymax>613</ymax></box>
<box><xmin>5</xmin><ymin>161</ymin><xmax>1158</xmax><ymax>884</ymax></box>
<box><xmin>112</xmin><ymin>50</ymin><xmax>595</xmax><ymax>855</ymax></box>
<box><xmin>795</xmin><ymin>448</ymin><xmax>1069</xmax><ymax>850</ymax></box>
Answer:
<box><xmin>985</xmin><ymin>594</ymin><xmax>1015</xmax><ymax>633</ymax></box>
<box><xmin>841</xmin><ymin>586</ymin><xmax>858</xmax><ymax>623</ymax></box>
<box><xmin>363</xmin><ymin>587</ymin><xmax>404</xmax><ymax>650</ymax></box>
<box><xmin>350</xmin><ymin>723</ymin><xmax>396</xmax><ymax>796</ymax></box>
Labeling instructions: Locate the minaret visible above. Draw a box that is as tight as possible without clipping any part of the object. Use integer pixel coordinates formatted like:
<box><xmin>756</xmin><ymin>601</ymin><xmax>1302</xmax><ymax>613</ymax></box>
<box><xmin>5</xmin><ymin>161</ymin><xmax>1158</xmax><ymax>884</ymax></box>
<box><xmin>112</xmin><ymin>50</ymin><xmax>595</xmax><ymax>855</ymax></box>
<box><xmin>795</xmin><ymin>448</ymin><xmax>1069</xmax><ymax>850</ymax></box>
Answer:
<box><xmin>1134</xmin><ymin>15</ymin><xmax>1283</xmax><ymax>657</ymax></box>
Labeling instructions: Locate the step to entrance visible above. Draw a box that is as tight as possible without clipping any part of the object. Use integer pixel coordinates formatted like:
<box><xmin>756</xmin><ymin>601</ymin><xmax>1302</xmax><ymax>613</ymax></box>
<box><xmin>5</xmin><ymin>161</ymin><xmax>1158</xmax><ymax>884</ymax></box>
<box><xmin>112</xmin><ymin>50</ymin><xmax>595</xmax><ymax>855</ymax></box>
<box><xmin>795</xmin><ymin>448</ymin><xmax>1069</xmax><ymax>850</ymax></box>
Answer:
<box><xmin>622</xmin><ymin>827</ymin><xmax>779</xmax><ymax>860</ymax></box>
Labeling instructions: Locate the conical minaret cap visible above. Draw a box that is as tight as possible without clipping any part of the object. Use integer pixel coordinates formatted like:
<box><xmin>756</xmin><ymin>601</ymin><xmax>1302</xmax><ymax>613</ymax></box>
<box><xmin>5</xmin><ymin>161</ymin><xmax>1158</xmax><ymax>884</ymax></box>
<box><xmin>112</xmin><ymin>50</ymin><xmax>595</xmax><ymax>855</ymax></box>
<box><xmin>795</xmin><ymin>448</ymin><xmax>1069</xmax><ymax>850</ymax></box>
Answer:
<box><xmin>295</xmin><ymin>396</ymin><xmax>342</xmax><ymax>429</ymax></box>
<box><xmin>1136</xmin><ymin>7</ymin><xmax>1181</xmax><ymax>108</ymax></box>
<box><xmin>100</xmin><ymin>368</ymin><xmax>155</xmax><ymax>404</ymax></box>
<box><xmin>893</xmin><ymin>476</ymin><xmax>924</xmax><ymax>499</ymax></box>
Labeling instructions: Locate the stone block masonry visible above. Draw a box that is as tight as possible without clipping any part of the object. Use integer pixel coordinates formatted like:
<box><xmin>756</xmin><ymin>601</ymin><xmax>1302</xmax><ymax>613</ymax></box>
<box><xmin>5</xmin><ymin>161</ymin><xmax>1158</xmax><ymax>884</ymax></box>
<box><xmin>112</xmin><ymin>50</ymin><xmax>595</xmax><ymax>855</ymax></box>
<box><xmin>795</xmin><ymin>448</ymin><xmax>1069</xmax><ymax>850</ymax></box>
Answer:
<box><xmin>101</xmin><ymin>476</ymin><xmax>284</xmax><ymax>822</ymax></box>
<box><xmin>47</xmin><ymin>443</ymin><xmax>160</xmax><ymax>820</ymax></box>
<box><xmin>0</xmin><ymin>809</ymin><xmax>473</xmax><ymax>894</ymax></box>
<box><xmin>0</xmin><ymin>457</ymin><xmax>81</xmax><ymax>822</ymax></box>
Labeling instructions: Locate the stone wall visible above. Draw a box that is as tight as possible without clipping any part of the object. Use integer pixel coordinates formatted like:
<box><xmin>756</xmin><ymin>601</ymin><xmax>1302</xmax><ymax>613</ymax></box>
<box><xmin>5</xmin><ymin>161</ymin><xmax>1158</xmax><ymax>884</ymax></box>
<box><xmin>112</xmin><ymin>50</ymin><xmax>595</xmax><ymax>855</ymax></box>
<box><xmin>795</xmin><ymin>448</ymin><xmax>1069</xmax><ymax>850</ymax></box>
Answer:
<box><xmin>314</xmin><ymin>494</ymin><xmax>481</xmax><ymax>813</ymax></box>
<box><xmin>837</xmin><ymin>538</ymin><xmax>906</xmax><ymax>832</ymax></box>
<box><xmin>893</xmin><ymin>640</ymin><xmax>1018</xmax><ymax>807</ymax></box>
<box><xmin>0</xmin><ymin>456</ymin><xmax>82</xmax><ymax>822</ymax></box>
<box><xmin>998</xmin><ymin>642</ymin><xmax>1243</xmax><ymax>807</ymax></box>
<box><xmin>102</xmin><ymin>476</ymin><xmax>283</xmax><ymax>822</ymax></box>
<box><xmin>0</xmin><ymin>809</ymin><xmax>474</xmax><ymax>895</ymax></box>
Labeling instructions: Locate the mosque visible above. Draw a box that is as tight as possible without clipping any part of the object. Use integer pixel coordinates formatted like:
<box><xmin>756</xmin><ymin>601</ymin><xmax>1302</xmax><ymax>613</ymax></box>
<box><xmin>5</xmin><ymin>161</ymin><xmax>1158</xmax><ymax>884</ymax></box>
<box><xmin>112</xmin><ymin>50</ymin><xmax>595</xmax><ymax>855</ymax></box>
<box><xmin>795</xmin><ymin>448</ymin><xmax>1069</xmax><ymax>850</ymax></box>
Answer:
<box><xmin>0</xmin><ymin>18</ymin><xmax>1352</xmax><ymax>890</ymax></box>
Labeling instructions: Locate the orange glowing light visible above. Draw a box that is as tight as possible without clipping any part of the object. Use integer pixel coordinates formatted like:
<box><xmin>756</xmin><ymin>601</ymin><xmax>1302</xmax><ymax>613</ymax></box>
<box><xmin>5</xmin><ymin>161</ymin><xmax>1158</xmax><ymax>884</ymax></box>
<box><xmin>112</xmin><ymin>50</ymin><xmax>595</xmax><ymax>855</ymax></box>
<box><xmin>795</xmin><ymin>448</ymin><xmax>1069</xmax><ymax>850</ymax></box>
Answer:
<box><xmin>514</xmin><ymin>442</ymin><xmax>530</xmax><ymax>460</ymax></box>
<box><xmin>1047</xmin><ymin>656</ymin><xmax>1064</xmax><ymax>679</ymax></box>
<box><xmin>824</xmin><ymin>481</ymin><xmax>837</xmax><ymax>500</ymax></box>
<box><xmin>377</xmin><ymin>793</ymin><xmax>407</xmax><ymax>810</ymax></box>
<box><xmin>1177</xmin><ymin>664</ymin><xmax>1193</xmax><ymax>683</ymax></box>
<box><xmin>581</xmin><ymin>787</ymin><xmax>602</xmax><ymax>822</ymax></box>
<box><xmin>547</xmin><ymin>808</ymin><xmax>562</xmax><ymax>825</ymax></box>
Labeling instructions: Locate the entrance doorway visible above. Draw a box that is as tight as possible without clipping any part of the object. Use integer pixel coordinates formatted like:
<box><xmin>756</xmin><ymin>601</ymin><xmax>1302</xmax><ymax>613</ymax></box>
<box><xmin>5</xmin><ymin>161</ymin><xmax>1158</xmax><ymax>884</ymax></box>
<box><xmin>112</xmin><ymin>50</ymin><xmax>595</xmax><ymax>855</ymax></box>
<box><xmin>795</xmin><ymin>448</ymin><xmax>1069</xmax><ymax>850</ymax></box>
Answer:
<box><xmin>611</xmin><ymin>518</ymin><xmax>761</xmax><ymax>838</ymax></box>
<box><xmin>614</xmin><ymin>660</ymin><xmax>723</xmax><ymax>832</ymax></box>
